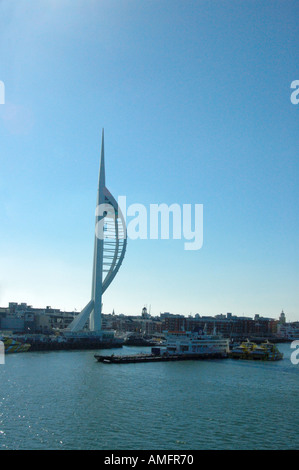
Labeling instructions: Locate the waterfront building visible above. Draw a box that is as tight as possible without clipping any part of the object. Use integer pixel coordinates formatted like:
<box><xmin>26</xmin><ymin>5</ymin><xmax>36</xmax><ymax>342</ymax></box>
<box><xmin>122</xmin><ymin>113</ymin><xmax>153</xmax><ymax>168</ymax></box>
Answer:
<box><xmin>141</xmin><ymin>307</ymin><xmax>151</xmax><ymax>319</ymax></box>
<box><xmin>279</xmin><ymin>309</ymin><xmax>286</xmax><ymax>324</ymax></box>
<box><xmin>0</xmin><ymin>300</ymin><xmax>292</xmax><ymax>341</ymax></box>
<box><xmin>277</xmin><ymin>320</ymin><xmax>299</xmax><ymax>340</ymax></box>
<box><xmin>160</xmin><ymin>312</ymin><xmax>277</xmax><ymax>340</ymax></box>
<box><xmin>0</xmin><ymin>302</ymin><xmax>76</xmax><ymax>334</ymax></box>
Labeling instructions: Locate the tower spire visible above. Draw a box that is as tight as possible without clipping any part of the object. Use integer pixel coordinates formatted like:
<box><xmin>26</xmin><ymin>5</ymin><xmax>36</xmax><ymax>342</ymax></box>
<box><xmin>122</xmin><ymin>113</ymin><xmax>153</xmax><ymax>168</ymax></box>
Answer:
<box><xmin>67</xmin><ymin>131</ymin><xmax>127</xmax><ymax>336</ymax></box>
<box><xmin>98</xmin><ymin>128</ymin><xmax>105</xmax><ymax>195</ymax></box>
<box><xmin>90</xmin><ymin>131</ymin><xmax>105</xmax><ymax>331</ymax></box>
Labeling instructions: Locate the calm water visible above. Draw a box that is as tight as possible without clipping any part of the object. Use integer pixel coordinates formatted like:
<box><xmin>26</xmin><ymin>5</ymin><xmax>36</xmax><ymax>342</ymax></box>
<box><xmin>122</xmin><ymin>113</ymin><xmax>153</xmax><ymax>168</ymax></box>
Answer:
<box><xmin>0</xmin><ymin>343</ymin><xmax>298</xmax><ymax>450</ymax></box>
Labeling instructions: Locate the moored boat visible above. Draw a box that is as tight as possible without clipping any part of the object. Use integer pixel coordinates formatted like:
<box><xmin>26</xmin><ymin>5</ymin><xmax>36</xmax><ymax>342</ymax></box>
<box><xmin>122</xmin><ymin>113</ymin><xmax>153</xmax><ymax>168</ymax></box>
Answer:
<box><xmin>95</xmin><ymin>327</ymin><xmax>230</xmax><ymax>363</ymax></box>
<box><xmin>162</xmin><ymin>327</ymin><xmax>229</xmax><ymax>357</ymax></box>
<box><xmin>229</xmin><ymin>339</ymin><xmax>283</xmax><ymax>361</ymax></box>
<box><xmin>0</xmin><ymin>337</ymin><xmax>31</xmax><ymax>354</ymax></box>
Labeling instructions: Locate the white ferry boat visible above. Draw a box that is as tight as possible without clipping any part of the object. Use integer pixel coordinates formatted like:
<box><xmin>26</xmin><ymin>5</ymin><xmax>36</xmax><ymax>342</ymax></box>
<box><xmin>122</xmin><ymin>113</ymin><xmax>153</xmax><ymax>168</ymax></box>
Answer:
<box><xmin>162</xmin><ymin>327</ymin><xmax>229</xmax><ymax>358</ymax></box>
<box><xmin>95</xmin><ymin>327</ymin><xmax>230</xmax><ymax>364</ymax></box>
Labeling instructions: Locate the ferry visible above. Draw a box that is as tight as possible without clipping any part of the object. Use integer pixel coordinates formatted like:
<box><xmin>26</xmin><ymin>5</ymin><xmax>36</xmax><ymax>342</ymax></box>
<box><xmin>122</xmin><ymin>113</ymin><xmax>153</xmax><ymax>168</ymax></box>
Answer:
<box><xmin>95</xmin><ymin>327</ymin><xmax>230</xmax><ymax>363</ymax></box>
<box><xmin>229</xmin><ymin>340</ymin><xmax>283</xmax><ymax>361</ymax></box>
<box><xmin>162</xmin><ymin>327</ymin><xmax>229</xmax><ymax>358</ymax></box>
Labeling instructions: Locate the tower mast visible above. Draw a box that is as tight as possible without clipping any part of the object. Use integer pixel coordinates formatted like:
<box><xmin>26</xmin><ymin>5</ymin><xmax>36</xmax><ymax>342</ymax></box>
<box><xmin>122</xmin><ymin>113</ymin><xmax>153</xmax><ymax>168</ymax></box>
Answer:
<box><xmin>67</xmin><ymin>130</ymin><xmax>127</xmax><ymax>335</ymax></box>
<box><xmin>90</xmin><ymin>129</ymin><xmax>105</xmax><ymax>331</ymax></box>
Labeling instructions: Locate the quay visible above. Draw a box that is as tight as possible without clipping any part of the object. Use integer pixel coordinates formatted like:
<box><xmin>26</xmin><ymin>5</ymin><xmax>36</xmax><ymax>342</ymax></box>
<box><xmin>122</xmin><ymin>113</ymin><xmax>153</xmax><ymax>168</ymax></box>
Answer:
<box><xmin>9</xmin><ymin>335</ymin><xmax>124</xmax><ymax>352</ymax></box>
<box><xmin>29</xmin><ymin>338</ymin><xmax>123</xmax><ymax>352</ymax></box>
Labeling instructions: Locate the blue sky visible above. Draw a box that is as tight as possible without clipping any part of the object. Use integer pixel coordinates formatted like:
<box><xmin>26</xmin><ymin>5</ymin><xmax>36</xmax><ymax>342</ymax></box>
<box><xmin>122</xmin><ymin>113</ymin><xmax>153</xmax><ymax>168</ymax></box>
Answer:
<box><xmin>0</xmin><ymin>0</ymin><xmax>298</xmax><ymax>320</ymax></box>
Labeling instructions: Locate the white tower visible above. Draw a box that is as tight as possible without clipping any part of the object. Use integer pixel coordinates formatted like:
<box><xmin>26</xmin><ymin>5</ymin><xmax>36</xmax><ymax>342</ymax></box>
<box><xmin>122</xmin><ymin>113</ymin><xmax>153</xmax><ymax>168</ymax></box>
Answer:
<box><xmin>68</xmin><ymin>130</ymin><xmax>127</xmax><ymax>335</ymax></box>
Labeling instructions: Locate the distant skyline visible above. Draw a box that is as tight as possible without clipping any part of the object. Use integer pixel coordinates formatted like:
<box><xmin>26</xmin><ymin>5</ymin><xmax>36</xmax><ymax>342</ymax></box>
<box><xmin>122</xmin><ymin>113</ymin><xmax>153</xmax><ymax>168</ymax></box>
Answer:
<box><xmin>0</xmin><ymin>1</ymin><xmax>298</xmax><ymax>320</ymax></box>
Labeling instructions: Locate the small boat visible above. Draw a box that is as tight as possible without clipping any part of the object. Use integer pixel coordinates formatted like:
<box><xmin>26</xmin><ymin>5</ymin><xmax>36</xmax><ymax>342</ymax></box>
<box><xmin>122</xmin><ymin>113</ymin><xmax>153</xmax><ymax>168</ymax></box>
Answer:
<box><xmin>254</xmin><ymin>341</ymin><xmax>283</xmax><ymax>361</ymax></box>
<box><xmin>229</xmin><ymin>340</ymin><xmax>256</xmax><ymax>358</ymax></box>
<box><xmin>0</xmin><ymin>337</ymin><xmax>31</xmax><ymax>354</ymax></box>
<box><xmin>229</xmin><ymin>339</ymin><xmax>283</xmax><ymax>361</ymax></box>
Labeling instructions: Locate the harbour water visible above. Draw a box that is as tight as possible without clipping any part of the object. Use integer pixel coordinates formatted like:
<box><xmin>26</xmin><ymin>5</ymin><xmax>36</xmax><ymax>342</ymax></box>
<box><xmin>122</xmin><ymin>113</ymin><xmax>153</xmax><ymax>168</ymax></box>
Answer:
<box><xmin>0</xmin><ymin>343</ymin><xmax>298</xmax><ymax>450</ymax></box>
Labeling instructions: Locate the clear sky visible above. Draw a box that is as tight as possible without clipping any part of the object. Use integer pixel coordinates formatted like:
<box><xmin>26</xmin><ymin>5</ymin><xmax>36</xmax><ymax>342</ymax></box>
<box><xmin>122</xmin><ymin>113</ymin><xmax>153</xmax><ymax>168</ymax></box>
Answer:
<box><xmin>0</xmin><ymin>0</ymin><xmax>298</xmax><ymax>320</ymax></box>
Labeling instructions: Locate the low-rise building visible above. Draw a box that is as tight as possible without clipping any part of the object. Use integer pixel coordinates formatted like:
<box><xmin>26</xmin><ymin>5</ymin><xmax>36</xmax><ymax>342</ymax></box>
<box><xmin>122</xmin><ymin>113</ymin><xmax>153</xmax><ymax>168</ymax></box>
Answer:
<box><xmin>0</xmin><ymin>303</ymin><xmax>76</xmax><ymax>334</ymax></box>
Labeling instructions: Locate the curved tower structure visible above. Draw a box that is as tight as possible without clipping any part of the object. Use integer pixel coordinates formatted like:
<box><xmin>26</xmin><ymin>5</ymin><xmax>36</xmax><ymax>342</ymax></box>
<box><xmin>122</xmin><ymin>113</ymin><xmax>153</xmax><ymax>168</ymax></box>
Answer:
<box><xmin>68</xmin><ymin>130</ymin><xmax>127</xmax><ymax>334</ymax></box>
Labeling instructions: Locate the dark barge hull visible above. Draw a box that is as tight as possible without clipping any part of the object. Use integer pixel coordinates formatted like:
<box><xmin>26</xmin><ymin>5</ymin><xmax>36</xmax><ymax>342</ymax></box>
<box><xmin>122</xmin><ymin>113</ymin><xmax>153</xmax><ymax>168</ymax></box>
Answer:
<box><xmin>94</xmin><ymin>352</ymin><xmax>228</xmax><ymax>364</ymax></box>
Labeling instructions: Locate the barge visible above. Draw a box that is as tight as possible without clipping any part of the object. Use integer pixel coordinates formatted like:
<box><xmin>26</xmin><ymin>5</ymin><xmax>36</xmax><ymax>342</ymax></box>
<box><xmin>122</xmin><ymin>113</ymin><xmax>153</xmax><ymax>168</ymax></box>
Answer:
<box><xmin>94</xmin><ymin>352</ymin><xmax>227</xmax><ymax>363</ymax></box>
